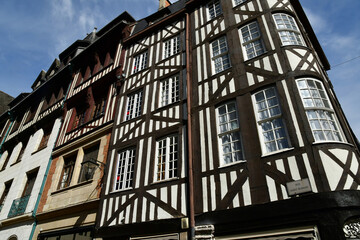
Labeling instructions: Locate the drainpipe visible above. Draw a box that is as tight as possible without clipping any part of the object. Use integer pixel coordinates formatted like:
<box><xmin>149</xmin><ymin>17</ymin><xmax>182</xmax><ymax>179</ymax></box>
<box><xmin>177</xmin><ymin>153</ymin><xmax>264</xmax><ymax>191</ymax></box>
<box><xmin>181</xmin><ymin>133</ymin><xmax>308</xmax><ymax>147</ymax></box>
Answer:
<box><xmin>185</xmin><ymin>12</ymin><xmax>195</xmax><ymax>240</ymax></box>
<box><xmin>28</xmin><ymin>64</ymin><xmax>73</xmax><ymax>240</ymax></box>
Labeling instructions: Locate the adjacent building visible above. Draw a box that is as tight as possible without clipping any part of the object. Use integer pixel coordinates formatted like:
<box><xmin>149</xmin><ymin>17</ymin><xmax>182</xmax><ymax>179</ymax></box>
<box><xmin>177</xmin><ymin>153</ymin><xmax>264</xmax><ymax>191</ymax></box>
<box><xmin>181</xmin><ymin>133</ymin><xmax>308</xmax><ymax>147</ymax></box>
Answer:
<box><xmin>0</xmin><ymin>57</ymin><xmax>70</xmax><ymax>240</ymax></box>
<box><xmin>33</xmin><ymin>12</ymin><xmax>135</xmax><ymax>240</ymax></box>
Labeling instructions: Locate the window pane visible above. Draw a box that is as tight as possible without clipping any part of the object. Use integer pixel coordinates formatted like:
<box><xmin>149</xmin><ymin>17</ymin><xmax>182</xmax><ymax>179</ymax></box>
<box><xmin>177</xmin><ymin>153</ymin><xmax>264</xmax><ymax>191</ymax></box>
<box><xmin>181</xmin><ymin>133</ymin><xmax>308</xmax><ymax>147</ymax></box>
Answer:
<box><xmin>217</xmin><ymin>101</ymin><xmax>245</xmax><ymax>164</ymax></box>
<box><xmin>297</xmin><ymin>79</ymin><xmax>343</xmax><ymax>142</ymax></box>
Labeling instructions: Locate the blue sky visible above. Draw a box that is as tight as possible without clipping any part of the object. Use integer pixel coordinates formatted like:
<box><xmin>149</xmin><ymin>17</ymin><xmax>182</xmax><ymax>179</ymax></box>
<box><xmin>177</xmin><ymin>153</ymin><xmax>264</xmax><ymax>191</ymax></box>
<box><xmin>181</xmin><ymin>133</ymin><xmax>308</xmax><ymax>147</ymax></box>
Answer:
<box><xmin>0</xmin><ymin>0</ymin><xmax>359</xmax><ymax>139</ymax></box>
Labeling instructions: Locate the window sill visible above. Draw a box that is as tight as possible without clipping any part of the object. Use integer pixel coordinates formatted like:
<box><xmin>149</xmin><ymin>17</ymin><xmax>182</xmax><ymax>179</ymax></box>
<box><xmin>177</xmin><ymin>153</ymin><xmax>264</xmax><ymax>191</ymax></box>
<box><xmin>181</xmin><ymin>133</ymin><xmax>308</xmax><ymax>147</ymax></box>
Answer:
<box><xmin>10</xmin><ymin>160</ymin><xmax>21</xmax><ymax>167</ymax></box>
<box><xmin>110</xmin><ymin>187</ymin><xmax>134</xmax><ymax>195</ymax></box>
<box><xmin>211</xmin><ymin>66</ymin><xmax>233</xmax><ymax>78</ymax></box>
<box><xmin>219</xmin><ymin>160</ymin><xmax>247</xmax><ymax>169</ymax></box>
<box><xmin>151</xmin><ymin>177</ymin><xmax>179</xmax><ymax>185</ymax></box>
<box><xmin>312</xmin><ymin>141</ymin><xmax>352</xmax><ymax>147</ymax></box>
<box><xmin>156</xmin><ymin>100</ymin><xmax>182</xmax><ymax>112</ymax></box>
<box><xmin>243</xmin><ymin>51</ymin><xmax>268</xmax><ymax>63</ymax></box>
<box><xmin>51</xmin><ymin>180</ymin><xmax>93</xmax><ymax>195</ymax></box>
<box><xmin>32</xmin><ymin>145</ymin><xmax>48</xmax><ymax>155</ymax></box>
<box><xmin>261</xmin><ymin>147</ymin><xmax>295</xmax><ymax>158</ymax></box>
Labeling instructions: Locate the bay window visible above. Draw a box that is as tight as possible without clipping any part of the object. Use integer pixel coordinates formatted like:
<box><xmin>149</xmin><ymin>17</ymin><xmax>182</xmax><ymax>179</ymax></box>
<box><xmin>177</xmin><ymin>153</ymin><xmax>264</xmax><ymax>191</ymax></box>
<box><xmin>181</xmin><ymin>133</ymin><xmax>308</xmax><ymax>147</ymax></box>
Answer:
<box><xmin>296</xmin><ymin>78</ymin><xmax>343</xmax><ymax>142</ymax></box>
<box><xmin>273</xmin><ymin>13</ymin><xmax>305</xmax><ymax>46</ymax></box>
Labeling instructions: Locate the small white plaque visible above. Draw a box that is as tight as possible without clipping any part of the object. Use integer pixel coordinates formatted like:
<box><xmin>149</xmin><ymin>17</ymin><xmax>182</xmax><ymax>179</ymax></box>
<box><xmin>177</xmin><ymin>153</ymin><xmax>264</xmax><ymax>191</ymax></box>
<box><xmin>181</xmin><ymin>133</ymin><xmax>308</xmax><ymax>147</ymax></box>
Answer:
<box><xmin>286</xmin><ymin>178</ymin><xmax>312</xmax><ymax>196</ymax></box>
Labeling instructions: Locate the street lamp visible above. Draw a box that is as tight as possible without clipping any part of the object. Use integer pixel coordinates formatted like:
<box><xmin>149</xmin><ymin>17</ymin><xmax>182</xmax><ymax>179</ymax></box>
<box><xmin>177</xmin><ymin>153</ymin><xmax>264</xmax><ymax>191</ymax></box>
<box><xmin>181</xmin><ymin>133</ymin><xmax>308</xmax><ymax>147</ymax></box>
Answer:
<box><xmin>80</xmin><ymin>158</ymin><xmax>106</xmax><ymax>181</ymax></box>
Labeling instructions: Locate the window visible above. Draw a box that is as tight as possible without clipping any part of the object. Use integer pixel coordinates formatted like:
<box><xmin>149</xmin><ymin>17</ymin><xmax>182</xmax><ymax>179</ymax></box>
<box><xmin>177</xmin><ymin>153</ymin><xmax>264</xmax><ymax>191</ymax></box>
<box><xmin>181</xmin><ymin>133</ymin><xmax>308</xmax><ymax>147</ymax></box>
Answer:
<box><xmin>253</xmin><ymin>87</ymin><xmax>290</xmax><ymax>153</ymax></box>
<box><xmin>114</xmin><ymin>148</ymin><xmax>135</xmax><ymax>191</ymax></box>
<box><xmin>0</xmin><ymin>150</ymin><xmax>11</xmax><ymax>171</ymax></box>
<box><xmin>239</xmin><ymin>22</ymin><xmax>266</xmax><ymax>60</ymax></box>
<box><xmin>78</xmin><ymin>144</ymin><xmax>100</xmax><ymax>183</ymax></box>
<box><xmin>210</xmin><ymin>36</ymin><xmax>231</xmax><ymax>74</ymax></box>
<box><xmin>216</xmin><ymin>101</ymin><xmax>245</xmax><ymax>164</ymax></box>
<box><xmin>91</xmin><ymin>97</ymin><xmax>106</xmax><ymax>120</ymax></box>
<box><xmin>72</xmin><ymin>108</ymin><xmax>86</xmax><ymax>130</ymax></box>
<box><xmin>0</xmin><ymin>180</ymin><xmax>12</xmax><ymax>212</ymax></box>
<box><xmin>208</xmin><ymin>0</ymin><xmax>222</xmax><ymax>20</ymax></box>
<box><xmin>132</xmin><ymin>51</ymin><xmax>148</xmax><ymax>74</ymax></box>
<box><xmin>233</xmin><ymin>0</ymin><xmax>246</xmax><ymax>6</ymax></box>
<box><xmin>13</xmin><ymin>146</ymin><xmax>24</xmax><ymax>164</ymax></box>
<box><xmin>160</xmin><ymin>74</ymin><xmax>180</xmax><ymax>107</ymax></box>
<box><xmin>125</xmin><ymin>90</ymin><xmax>143</xmax><ymax>121</ymax></box>
<box><xmin>58</xmin><ymin>155</ymin><xmax>76</xmax><ymax>189</ymax></box>
<box><xmin>296</xmin><ymin>78</ymin><xmax>343</xmax><ymax>142</ymax></box>
<box><xmin>164</xmin><ymin>35</ymin><xmax>180</xmax><ymax>59</ymax></box>
<box><xmin>22</xmin><ymin>170</ymin><xmax>38</xmax><ymax>197</ymax></box>
<box><xmin>155</xmin><ymin>135</ymin><xmax>178</xmax><ymax>181</ymax></box>
<box><xmin>273</xmin><ymin>13</ymin><xmax>304</xmax><ymax>46</ymax></box>
<box><xmin>37</xmin><ymin>127</ymin><xmax>51</xmax><ymax>151</ymax></box>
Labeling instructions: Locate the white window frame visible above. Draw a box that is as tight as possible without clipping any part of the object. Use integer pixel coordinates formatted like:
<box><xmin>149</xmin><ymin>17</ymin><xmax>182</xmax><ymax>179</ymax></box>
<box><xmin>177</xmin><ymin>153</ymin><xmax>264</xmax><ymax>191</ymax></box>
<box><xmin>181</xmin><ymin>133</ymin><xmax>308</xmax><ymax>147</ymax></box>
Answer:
<box><xmin>233</xmin><ymin>0</ymin><xmax>247</xmax><ymax>7</ymax></box>
<box><xmin>125</xmin><ymin>90</ymin><xmax>143</xmax><ymax>121</ymax></box>
<box><xmin>160</xmin><ymin>74</ymin><xmax>180</xmax><ymax>107</ymax></box>
<box><xmin>207</xmin><ymin>0</ymin><xmax>222</xmax><ymax>20</ymax></box>
<box><xmin>155</xmin><ymin>135</ymin><xmax>178</xmax><ymax>182</ymax></box>
<box><xmin>296</xmin><ymin>78</ymin><xmax>344</xmax><ymax>142</ymax></box>
<box><xmin>273</xmin><ymin>13</ymin><xmax>305</xmax><ymax>46</ymax></box>
<box><xmin>216</xmin><ymin>101</ymin><xmax>245</xmax><ymax>165</ymax></box>
<box><xmin>239</xmin><ymin>21</ymin><xmax>266</xmax><ymax>60</ymax></box>
<box><xmin>113</xmin><ymin>148</ymin><xmax>136</xmax><ymax>191</ymax></box>
<box><xmin>210</xmin><ymin>36</ymin><xmax>231</xmax><ymax>74</ymax></box>
<box><xmin>253</xmin><ymin>87</ymin><xmax>291</xmax><ymax>154</ymax></box>
<box><xmin>132</xmin><ymin>51</ymin><xmax>148</xmax><ymax>74</ymax></box>
<box><xmin>163</xmin><ymin>35</ymin><xmax>180</xmax><ymax>59</ymax></box>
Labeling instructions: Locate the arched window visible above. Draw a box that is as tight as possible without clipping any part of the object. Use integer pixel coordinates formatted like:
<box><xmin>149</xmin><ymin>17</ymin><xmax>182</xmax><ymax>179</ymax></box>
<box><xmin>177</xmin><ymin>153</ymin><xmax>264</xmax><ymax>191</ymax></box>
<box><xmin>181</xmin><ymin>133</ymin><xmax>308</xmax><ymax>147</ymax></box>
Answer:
<box><xmin>273</xmin><ymin>13</ymin><xmax>305</xmax><ymax>46</ymax></box>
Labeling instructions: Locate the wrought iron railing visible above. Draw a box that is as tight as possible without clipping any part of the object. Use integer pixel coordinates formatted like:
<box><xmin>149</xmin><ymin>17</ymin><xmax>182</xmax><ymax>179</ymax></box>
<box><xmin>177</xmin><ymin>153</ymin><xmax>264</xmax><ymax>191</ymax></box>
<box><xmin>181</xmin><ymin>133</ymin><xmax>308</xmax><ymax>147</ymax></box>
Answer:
<box><xmin>7</xmin><ymin>195</ymin><xmax>30</xmax><ymax>218</ymax></box>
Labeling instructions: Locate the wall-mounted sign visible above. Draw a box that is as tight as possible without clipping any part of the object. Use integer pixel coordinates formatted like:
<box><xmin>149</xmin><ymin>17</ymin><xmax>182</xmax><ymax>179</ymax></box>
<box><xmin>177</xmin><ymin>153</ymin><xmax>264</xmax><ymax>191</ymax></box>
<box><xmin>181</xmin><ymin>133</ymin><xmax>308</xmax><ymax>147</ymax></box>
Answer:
<box><xmin>286</xmin><ymin>178</ymin><xmax>312</xmax><ymax>196</ymax></box>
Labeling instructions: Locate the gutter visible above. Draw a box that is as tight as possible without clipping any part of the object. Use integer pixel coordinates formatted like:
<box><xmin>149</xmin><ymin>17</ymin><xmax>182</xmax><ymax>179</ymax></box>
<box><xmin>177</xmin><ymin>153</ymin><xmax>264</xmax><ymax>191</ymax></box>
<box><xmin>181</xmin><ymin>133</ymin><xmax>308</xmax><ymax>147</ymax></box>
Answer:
<box><xmin>185</xmin><ymin>12</ymin><xmax>195</xmax><ymax>240</ymax></box>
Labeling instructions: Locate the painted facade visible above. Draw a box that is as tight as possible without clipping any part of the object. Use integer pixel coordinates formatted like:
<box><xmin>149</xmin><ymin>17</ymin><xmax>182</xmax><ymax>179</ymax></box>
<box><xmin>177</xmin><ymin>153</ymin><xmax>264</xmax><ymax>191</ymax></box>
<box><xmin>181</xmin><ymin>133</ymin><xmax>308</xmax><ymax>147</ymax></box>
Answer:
<box><xmin>33</xmin><ymin>12</ymin><xmax>135</xmax><ymax>240</ymax></box>
<box><xmin>0</xmin><ymin>57</ymin><xmax>70</xmax><ymax>240</ymax></box>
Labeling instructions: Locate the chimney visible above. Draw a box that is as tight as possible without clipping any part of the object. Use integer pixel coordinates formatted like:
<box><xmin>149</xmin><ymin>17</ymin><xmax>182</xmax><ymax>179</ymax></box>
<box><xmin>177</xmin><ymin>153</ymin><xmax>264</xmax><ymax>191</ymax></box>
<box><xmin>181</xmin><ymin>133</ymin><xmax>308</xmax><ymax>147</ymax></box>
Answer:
<box><xmin>159</xmin><ymin>0</ymin><xmax>171</xmax><ymax>10</ymax></box>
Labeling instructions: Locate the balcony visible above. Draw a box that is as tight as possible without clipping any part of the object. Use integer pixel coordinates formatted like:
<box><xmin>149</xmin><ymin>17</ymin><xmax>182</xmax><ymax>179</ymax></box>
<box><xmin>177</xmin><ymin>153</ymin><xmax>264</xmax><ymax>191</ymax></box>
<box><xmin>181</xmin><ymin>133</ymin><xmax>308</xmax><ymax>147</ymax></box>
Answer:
<box><xmin>7</xmin><ymin>195</ymin><xmax>30</xmax><ymax>218</ymax></box>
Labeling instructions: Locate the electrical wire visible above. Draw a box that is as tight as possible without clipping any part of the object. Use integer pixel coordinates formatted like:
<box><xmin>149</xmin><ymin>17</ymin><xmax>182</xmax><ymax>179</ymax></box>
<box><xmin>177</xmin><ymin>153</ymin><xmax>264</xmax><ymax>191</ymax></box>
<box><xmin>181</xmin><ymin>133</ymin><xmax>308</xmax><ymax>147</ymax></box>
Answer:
<box><xmin>332</xmin><ymin>55</ymin><xmax>360</xmax><ymax>68</ymax></box>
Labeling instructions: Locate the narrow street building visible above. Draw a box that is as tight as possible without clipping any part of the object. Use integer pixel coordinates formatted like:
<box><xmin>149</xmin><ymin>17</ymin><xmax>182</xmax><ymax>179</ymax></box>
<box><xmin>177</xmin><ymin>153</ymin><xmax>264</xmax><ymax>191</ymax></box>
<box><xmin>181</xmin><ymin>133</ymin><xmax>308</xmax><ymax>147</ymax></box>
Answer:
<box><xmin>0</xmin><ymin>58</ymin><xmax>70</xmax><ymax>240</ymax></box>
<box><xmin>33</xmin><ymin>12</ymin><xmax>135</xmax><ymax>240</ymax></box>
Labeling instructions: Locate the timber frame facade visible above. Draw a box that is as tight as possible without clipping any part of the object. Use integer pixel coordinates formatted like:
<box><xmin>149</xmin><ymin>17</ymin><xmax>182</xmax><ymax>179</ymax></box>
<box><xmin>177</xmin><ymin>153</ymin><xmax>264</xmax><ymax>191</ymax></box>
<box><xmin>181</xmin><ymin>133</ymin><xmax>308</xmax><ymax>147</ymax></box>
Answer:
<box><xmin>95</xmin><ymin>0</ymin><xmax>360</xmax><ymax>240</ymax></box>
<box><xmin>0</xmin><ymin>0</ymin><xmax>359</xmax><ymax>240</ymax></box>
<box><xmin>33</xmin><ymin>12</ymin><xmax>135</xmax><ymax>240</ymax></box>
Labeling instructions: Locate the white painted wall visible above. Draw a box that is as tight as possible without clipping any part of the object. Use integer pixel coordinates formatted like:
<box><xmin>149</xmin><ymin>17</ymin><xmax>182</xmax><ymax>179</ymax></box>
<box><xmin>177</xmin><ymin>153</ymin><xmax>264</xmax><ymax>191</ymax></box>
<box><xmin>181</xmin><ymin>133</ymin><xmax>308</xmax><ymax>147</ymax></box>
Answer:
<box><xmin>0</xmin><ymin>118</ymin><xmax>62</xmax><ymax>240</ymax></box>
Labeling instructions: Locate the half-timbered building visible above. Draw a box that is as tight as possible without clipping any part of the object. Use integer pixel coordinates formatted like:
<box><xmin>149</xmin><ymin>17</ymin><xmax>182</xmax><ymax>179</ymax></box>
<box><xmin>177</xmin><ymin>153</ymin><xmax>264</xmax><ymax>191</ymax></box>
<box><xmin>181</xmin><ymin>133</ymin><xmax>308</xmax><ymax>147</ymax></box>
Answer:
<box><xmin>96</xmin><ymin>1</ymin><xmax>191</xmax><ymax>240</ymax></box>
<box><xmin>96</xmin><ymin>0</ymin><xmax>360</xmax><ymax>240</ymax></box>
<box><xmin>188</xmin><ymin>0</ymin><xmax>360</xmax><ymax>239</ymax></box>
<box><xmin>0</xmin><ymin>56</ymin><xmax>70</xmax><ymax>240</ymax></box>
<box><xmin>33</xmin><ymin>12</ymin><xmax>135</xmax><ymax>240</ymax></box>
